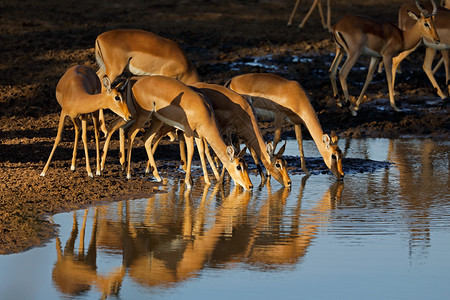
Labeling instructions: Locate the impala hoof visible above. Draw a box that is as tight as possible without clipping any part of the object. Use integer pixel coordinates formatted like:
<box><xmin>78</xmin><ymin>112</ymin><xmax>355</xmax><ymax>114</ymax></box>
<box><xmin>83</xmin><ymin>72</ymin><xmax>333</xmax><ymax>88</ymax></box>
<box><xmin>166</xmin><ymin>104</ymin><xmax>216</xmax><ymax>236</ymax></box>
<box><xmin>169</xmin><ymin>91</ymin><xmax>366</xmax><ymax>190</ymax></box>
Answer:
<box><xmin>391</xmin><ymin>105</ymin><xmax>400</xmax><ymax>112</ymax></box>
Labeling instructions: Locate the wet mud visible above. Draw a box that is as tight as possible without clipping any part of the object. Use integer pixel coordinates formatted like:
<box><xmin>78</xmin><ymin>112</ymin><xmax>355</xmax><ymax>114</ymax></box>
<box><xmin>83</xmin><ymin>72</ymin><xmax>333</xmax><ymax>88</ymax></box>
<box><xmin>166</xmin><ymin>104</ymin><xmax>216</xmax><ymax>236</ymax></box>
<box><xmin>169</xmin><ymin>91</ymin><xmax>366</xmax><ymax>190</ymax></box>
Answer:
<box><xmin>0</xmin><ymin>0</ymin><xmax>448</xmax><ymax>254</ymax></box>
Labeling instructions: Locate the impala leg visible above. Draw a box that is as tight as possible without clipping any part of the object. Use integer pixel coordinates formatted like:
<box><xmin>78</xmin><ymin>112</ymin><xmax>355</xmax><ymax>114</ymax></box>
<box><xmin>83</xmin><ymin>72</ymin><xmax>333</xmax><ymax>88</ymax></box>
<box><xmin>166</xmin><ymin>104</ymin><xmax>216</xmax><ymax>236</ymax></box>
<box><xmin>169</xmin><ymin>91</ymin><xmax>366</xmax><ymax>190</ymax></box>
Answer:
<box><xmin>339</xmin><ymin>49</ymin><xmax>361</xmax><ymax>107</ymax></box>
<box><xmin>442</xmin><ymin>50</ymin><xmax>450</xmax><ymax>96</ymax></box>
<box><xmin>273</xmin><ymin>113</ymin><xmax>283</xmax><ymax>150</ymax></box>
<box><xmin>143</xmin><ymin>119</ymin><xmax>163</xmax><ymax>182</ymax></box>
<box><xmin>299</xmin><ymin>0</ymin><xmax>319</xmax><ymax>29</ymax></box>
<box><xmin>287</xmin><ymin>0</ymin><xmax>301</xmax><ymax>26</ymax></box>
<box><xmin>250</xmin><ymin>146</ymin><xmax>267</xmax><ymax>187</ymax></box>
<box><xmin>423</xmin><ymin>47</ymin><xmax>446</xmax><ymax>99</ymax></box>
<box><xmin>383</xmin><ymin>56</ymin><xmax>399</xmax><ymax>112</ymax></box>
<box><xmin>316</xmin><ymin>0</ymin><xmax>327</xmax><ymax>29</ymax></box>
<box><xmin>219</xmin><ymin>162</ymin><xmax>227</xmax><ymax>183</ymax></box>
<box><xmin>392</xmin><ymin>48</ymin><xmax>416</xmax><ymax>89</ymax></box>
<box><xmin>100</xmin><ymin>117</ymin><xmax>127</xmax><ymax>171</ymax></box>
<box><xmin>353</xmin><ymin>56</ymin><xmax>381</xmax><ymax>114</ymax></box>
<box><xmin>80</xmin><ymin>116</ymin><xmax>93</xmax><ymax>178</ymax></box>
<box><xmin>126</xmin><ymin>119</ymin><xmax>147</xmax><ymax>180</ymax></box>
<box><xmin>179</xmin><ymin>133</ymin><xmax>188</xmax><ymax>171</ymax></box>
<box><xmin>98</xmin><ymin>109</ymin><xmax>108</xmax><ymax>137</ymax></box>
<box><xmin>118</xmin><ymin>118</ymin><xmax>135</xmax><ymax>170</ymax></box>
<box><xmin>184</xmin><ymin>135</ymin><xmax>195</xmax><ymax>189</ymax></box>
<box><xmin>432</xmin><ymin>57</ymin><xmax>444</xmax><ymax>75</ymax></box>
<box><xmin>41</xmin><ymin>112</ymin><xmax>66</xmax><ymax>176</ymax></box>
<box><xmin>146</xmin><ymin>126</ymin><xmax>174</xmax><ymax>172</ymax></box>
<box><xmin>203</xmin><ymin>139</ymin><xmax>221</xmax><ymax>181</ymax></box>
<box><xmin>92</xmin><ymin>111</ymin><xmax>101</xmax><ymax>175</ymax></box>
<box><xmin>326</xmin><ymin>0</ymin><xmax>331</xmax><ymax>32</ymax></box>
<box><xmin>151</xmin><ymin>126</ymin><xmax>173</xmax><ymax>155</ymax></box>
<box><xmin>119</xmin><ymin>127</ymin><xmax>126</xmax><ymax>170</ymax></box>
<box><xmin>330</xmin><ymin>47</ymin><xmax>345</xmax><ymax>106</ymax></box>
<box><xmin>294</xmin><ymin>124</ymin><xmax>309</xmax><ymax>174</ymax></box>
<box><xmin>195</xmin><ymin>137</ymin><xmax>211</xmax><ymax>185</ymax></box>
<box><xmin>71</xmin><ymin>117</ymin><xmax>82</xmax><ymax>172</ymax></box>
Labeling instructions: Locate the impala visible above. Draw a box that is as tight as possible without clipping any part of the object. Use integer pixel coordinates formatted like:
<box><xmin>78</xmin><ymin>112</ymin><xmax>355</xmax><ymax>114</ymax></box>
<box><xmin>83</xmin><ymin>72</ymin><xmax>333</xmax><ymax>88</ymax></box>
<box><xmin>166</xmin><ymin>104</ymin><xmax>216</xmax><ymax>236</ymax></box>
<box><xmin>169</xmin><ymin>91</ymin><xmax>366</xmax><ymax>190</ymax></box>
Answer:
<box><xmin>95</xmin><ymin>29</ymin><xmax>200</xmax><ymax>135</ymax></box>
<box><xmin>329</xmin><ymin>0</ymin><xmax>440</xmax><ymax>115</ymax></box>
<box><xmin>287</xmin><ymin>0</ymin><xmax>331</xmax><ymax>31</ymax></box>
<box><xmin>99</xmin><ymin>79</ymin><xmax>234</xmax><ymax>187</ymax></box>
<box><xmin>392</xmin><ymin>0</ymin><xmax>450</xmax><ymax>98</ymax></box>
<box><xmin>432</xmin><ymin>0</ymin><xmax>450</xmax><ymax>75</ymax></box>
<box><xmin>227</xmin><ymin>73</ymin><xmax>344</xmax><ymax>180</ymax></box>
<box><xmin>190</xmin><ymin>82</ymin><xmax>291</xmax><ymax>187</ymax></box>
<box><xmin>102</xmin><ymin>75</ymin><xmax>253</xmax><ymax>190</ymax></box>
<box><xmin>40</xmin><ymin>65</ymin><xmax>130</xmax><ymax>177</ymax></box>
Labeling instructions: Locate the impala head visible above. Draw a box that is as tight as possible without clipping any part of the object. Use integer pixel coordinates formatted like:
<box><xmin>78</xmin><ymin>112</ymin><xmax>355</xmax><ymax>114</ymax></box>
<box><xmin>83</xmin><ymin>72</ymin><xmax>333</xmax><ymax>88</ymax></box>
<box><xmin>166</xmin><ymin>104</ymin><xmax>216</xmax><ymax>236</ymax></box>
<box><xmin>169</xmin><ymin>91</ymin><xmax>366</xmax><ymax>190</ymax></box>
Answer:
<box><xmin>226</xmin><ymin>145</ymin><xmax>253</xmax><ymax>190</ymax></box>
<box><xmin>105</xmin><ymin>79</ymin><xmax>131</xmax><ymax>122</ymax></box>
<box><xmin>322</xmin><ymin>131</ymin><xmax>344</xmax><ymax>180</ymax></box>
<box><xmin>410</xmin><ymin>0</ymin><xmax>440</xmax><ymax>44</ymax></box>
<box><xmin>266</xmin><ymin>141</ymin><xmax>291</xmax><ymax>188</ymax></box>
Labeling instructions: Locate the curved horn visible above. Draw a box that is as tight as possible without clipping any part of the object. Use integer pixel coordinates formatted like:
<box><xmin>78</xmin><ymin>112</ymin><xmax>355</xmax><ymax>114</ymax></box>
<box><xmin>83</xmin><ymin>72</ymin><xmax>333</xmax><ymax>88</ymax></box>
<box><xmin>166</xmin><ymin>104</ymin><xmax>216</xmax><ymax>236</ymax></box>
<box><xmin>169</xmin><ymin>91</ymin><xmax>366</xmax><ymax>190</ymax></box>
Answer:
<box><xmin>119</xmin><ymin>78</ymin><xmax>129</xmax><ymax>92</ymax></box>
<box><xmin>431</xmin><ymin>0</ymin><xmax>438</xmax><ymax>16</ymax></box>
<box><xmin>415</xmin><ymin>0</ymin><xmax>429</xmax><ymax>17</ymax></box>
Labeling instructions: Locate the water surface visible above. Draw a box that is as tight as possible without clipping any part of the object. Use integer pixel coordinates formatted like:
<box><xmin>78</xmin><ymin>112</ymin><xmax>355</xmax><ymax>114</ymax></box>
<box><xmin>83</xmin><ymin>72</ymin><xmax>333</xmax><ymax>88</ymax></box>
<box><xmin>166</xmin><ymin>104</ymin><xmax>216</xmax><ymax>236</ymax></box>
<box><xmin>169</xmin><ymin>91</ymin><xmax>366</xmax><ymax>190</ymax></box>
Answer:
<box><xmin>0</xmin><ymin>138</ymin><xmax>448</xmax><ymax>300</ymax></box>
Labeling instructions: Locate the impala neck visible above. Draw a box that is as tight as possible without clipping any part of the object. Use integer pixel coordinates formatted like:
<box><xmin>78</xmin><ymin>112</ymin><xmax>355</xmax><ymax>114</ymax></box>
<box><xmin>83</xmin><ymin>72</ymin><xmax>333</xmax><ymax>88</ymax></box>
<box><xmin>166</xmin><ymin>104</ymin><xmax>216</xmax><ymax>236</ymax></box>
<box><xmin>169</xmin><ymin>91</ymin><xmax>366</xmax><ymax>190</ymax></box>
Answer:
<box><xmin>298</xmin><ymin>102</ymin><xmax>330</xmax><ymax>161</ymax></box>
<box><xmin>203</xmin><ymin>126</ymin><xmax>232</xmax><ymax>168</ymax></box>
<box><xmin>402</xmin><ymin>21</ymin><xmax>426</xmax><ymax>51</ymax></box>
<box><xmin>80</xmin><ymin>92</ymin><xmax>111</xmax><ymax>114</ymax></box>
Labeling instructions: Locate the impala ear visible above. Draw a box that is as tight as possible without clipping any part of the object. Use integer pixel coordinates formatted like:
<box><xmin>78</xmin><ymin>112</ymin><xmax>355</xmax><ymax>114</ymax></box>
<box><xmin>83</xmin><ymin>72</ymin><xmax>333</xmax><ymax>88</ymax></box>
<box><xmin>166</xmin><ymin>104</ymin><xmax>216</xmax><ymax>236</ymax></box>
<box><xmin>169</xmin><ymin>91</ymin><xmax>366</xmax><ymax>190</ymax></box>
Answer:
<box><xmin>237</xmin><ymin>145</ymin><xmax>247</xmax><ymax>158</ymax></box>
<box><xmin>330</xmin><ymin>131</ymin><xmax>339</xmax><ymax>144</ymax></box>
<box><xmin>407</xmin><ymin>10</ymin><xmax>420</xmax><ymax>21</ymax></box>
<box><xmin>266</xmin><ymin>142</ymin><xmax>274</xmax><ymax>157</ymax></box>
<box><xmin>226</xmin><ymin>145</ymin><xmax>235</xmax><ymax>161</ymax></box>
<box><xmin>102</xmin><ymin>76</ymin><xmax>112</xmax><ymax>92</ymax></box>
<box><xmin>322</xmin><ymin>134</ymin><xmax>331</xmax><ymax>149</ymax></box>
<box><xmin>277</xmin><ymin>141</ymin><xmax>287</xmax><ymax>156</ymax></box>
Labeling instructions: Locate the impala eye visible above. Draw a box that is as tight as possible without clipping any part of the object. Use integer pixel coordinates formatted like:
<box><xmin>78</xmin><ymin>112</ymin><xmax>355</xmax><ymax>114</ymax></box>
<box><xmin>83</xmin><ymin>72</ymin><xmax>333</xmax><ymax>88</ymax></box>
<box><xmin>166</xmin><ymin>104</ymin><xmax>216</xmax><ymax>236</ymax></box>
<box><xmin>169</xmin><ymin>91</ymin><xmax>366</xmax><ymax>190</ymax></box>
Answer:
<box><xmin>424</xmin><ymin>22</ymin><xmax>430</xmax><ymax>28</ymax></box>
<box><xmin>331</xmin><ymin>154</ymin><xmax>337</xmax><ymax>160</ymax></box>
<box><xmin>275</xmin><ymin>163</ymin><xmax>281</xmax><ymax>168</ymax></box>
<box><xmin>115</xmin><ymin>95</ymin><xmax>121</xmax><ymax>101</ymax></box>
<box><xmin>237</xmin><ymin>165</ymin><xmax>242</xmax><ymax>171</ymax></box>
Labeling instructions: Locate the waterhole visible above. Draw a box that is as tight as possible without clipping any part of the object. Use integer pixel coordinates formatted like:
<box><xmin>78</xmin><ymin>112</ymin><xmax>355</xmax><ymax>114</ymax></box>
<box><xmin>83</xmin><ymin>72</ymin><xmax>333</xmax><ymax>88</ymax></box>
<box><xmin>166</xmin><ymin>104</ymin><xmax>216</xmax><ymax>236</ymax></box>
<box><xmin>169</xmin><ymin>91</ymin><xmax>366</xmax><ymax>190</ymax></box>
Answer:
<box><xmin>0</xmin><ymin>139</ymin><xmax>448</xmax><ymax>299</ymax></box>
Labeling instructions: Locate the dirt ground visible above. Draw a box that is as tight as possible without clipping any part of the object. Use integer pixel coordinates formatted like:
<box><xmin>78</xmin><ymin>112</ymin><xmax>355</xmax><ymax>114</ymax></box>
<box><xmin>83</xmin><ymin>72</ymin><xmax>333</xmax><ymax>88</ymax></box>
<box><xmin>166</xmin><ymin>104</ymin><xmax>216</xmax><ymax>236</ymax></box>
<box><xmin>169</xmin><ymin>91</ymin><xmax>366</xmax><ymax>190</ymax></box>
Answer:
<box><xmin>0</xmin><ymin>0</ymin><xmax>448</xmax><ymax>254</ymax></box>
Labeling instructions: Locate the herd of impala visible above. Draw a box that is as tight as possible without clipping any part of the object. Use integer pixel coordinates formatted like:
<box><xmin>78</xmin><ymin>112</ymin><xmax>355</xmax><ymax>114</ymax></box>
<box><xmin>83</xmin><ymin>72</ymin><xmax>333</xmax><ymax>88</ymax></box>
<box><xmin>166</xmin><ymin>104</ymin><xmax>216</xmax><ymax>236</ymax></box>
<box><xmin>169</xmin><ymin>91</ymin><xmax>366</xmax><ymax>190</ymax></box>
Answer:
<box><xmin>40</xmin><ymin>0</ymin><xmax>448</xmax><ymax>190</ymax></box>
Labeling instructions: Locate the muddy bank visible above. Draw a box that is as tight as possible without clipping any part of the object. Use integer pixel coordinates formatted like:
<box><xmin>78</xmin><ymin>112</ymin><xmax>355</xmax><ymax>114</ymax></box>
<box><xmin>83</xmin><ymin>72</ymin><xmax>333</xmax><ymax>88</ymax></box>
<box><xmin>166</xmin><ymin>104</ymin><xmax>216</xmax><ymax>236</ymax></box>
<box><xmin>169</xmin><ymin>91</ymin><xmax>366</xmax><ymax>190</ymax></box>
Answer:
<box><xmin>0</xmin><ymin>0</ymin><xmax>448</xmax><ymax>254</ymax></box>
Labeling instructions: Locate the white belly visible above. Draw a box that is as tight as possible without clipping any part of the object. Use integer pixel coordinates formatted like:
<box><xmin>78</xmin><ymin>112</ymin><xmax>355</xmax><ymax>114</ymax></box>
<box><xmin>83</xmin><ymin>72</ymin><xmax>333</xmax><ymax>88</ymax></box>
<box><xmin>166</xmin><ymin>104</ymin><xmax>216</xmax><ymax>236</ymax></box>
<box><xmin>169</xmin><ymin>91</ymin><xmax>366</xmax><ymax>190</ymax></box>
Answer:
<box><xmin>254</xmin><ymin>107</ymin><xmax>276</xmax><ymax>120</ymax></box>
<box><xmin>129</xmin><ymin>63</ymin><xmax>153</xmax><ymax>76</ymax></box>
<box><xmin>361</xmin><ymin>46</ymin><xmax>382</xmax><ymax>58</ymax></box>
<box><xmin>154</xmin><ymin>112</ymin><xmax>185</xmax><ymax>131</ymax></box>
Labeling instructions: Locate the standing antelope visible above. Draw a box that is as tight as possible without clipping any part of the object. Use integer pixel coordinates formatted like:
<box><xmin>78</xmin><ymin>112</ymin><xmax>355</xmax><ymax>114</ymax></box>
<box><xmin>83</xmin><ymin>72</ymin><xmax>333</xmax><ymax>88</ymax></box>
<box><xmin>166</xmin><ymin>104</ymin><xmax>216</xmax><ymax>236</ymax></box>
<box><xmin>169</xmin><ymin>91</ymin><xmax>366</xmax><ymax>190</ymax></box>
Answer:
<box><xmin>95</xmin><ymin>29</ymin><xmax>200</xmax><ymax>135</ymax></box>
<box><xmin>105</xmin><ymin>75</ymin><xmax>252</xmax><ymax>190</ymax></box>
<box><xmin>190</xmin><ymin>82</ymin><xmax>291</xmax><ymax>187</ymax></box>
<box><xmin>40</xmin><ymin>65</ymin><xmax>130</xmax><ymax>177</ymax></box>
<box><xmin>227</xmin><ymin>73</ymin><xmax>344</xmax><ymax>180</ymax></box>
<box><xmin>393</xmin><ymin>0</ymin><xmax>450</xmax><ymax>98</ymax></box>
<box><xmin>287</xmin><ymin>0</ymin><xmax>332</xmax><ymax>31</ymax></box>
<box><xmin>329</xmin><ymin>0</ymin><xmax>440</xmax><ymax>115</ymax></box>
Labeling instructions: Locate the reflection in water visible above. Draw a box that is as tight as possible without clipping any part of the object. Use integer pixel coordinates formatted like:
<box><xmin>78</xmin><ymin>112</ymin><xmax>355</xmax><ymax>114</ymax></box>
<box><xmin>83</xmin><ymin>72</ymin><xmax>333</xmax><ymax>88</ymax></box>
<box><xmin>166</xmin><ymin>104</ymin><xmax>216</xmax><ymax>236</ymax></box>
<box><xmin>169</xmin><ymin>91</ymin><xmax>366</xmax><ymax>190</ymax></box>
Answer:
<box><xmin>245</xmin><ymin>178</ymin><xmax>343</xmax><ymax>268</ymax></box>
<box><xmin>51</xmin><ymin>176</ymin><xmax>344</xmax><ymax>295</ymax></box>
<box><xmin>387</xmin><ymin>139</ymin><xmax>448</xmax><ymax>260</ymax></box>
<box><xmin>52</xmin><ymin>209</ymin><xmax>124</xmax><ymax>298</ymax></box>
<box><xmin>2</xmin><ymin>139</ymin><xmax>447</xmax><ymax>299</ymax></box>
